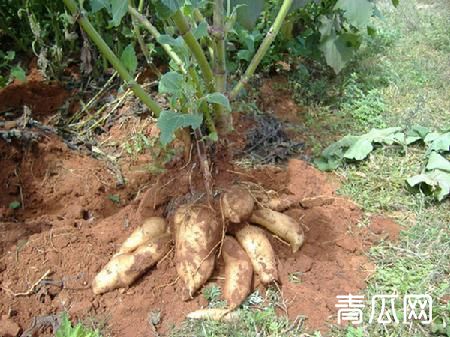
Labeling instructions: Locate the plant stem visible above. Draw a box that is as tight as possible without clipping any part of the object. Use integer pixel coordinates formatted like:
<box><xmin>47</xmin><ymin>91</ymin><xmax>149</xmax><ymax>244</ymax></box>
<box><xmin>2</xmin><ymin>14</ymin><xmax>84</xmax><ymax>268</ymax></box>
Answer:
<box><xmin>128</xmin><ymin>5</ymin><xmax>186</xmax><ymax>73</ymax></box>
<box><xmin>172</xmin><ymin>9</ymin><xmax>215</xmax><ymax>93</ymax></box>
<box><xmin>63</xmin><ymin>0</ymin><xmax>162</xmax><ymax>116</ymax></box>
<box><xmin>212</xmin><ymin>0</ymin><xmax>232</xmax><ymax>133</ymax></box>
<box><xmin>189</xmin><ymin>67</ymin><xmax>216</xmax><ymax>135</ymax></box>
<box><xmin>213</xmin><ymin>0</ymin><xmax>227</xmax><ymax>93</ymax></box>
<box><xmin>129</xmin><ymin>0</ymin><xmax>152</xmax><ymax>63</ymax></box>
<box><xmin>230</xmin><ymin>0</ymin><xmax>294</xmax><ymax>100</ymax></box>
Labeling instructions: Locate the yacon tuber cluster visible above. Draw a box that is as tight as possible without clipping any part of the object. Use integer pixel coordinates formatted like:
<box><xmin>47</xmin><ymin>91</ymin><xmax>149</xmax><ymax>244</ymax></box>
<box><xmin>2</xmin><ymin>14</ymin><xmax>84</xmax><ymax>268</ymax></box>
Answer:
<box><xmin>91</xmin><ymin>184</ymin><xmax>305</xmax><ymax>320</ymax></box>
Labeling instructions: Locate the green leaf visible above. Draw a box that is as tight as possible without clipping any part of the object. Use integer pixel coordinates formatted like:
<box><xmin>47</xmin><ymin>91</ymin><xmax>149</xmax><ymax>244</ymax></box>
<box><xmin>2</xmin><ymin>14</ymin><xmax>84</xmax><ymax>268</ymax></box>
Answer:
<box><xmin>10</xmin><ymin>66</ymin><xmax>26</xmax><ymax>82</ymax></box>
<box><xmin>343</xmin><ymin>138</ymin><xmax>373</xmax><ymax>160</ymax></box>
<box><xmin>110</xmin><ymin>0</ymin><xmax>128</xmax><ymax>26</ymax></box>
<box><xmin>334</xmin><ymin>0</ymin><xmax>374</xmax><ymax>29</ymax></box>
<box><xmin>9</xmin><ymin>201</ymin><xmax>21</xmax><ymax>209</ymax></box>
<box><xmin>428</xmin><ymin>132</ymin><xmax>450</xmax><ymax>152</ymax></box>
<box><xmin>291</xmin><ymin>0</ymin><xmax>312</xmax><ymax>12</ymax></box>
<box><xmin>318</xmin><ymin>16</ymin><xmax>334</xmax><ymax>40</ymax></box>
<box><xmin>205</xmin><ymin>93</ymin><xmax>231</xmax><ymax>111</ymax></box>
<box><xmin>391</xmin><ymin>0</ymin><xmax>399</xmax><ymax>7</ymax></box>
<box><xmin>120</xmin><ymin>44</ymin><xmax>137</xmax><ymax>76</ymax></box>
<box><xmin>426</xmin><ymin>152</ymin><xmax>450</xmax><ymax>172</ymax></box>
<box><xmin>159</xmin><ymin>72</ymin><xmax>184</xmax><ymax>95</ymax></box>
<box><xmin>319</xmin><ymin>32</ymin><xmax>355</xmax><ymax>74</ymax></box>
<box><xmin>108</xmin><ymin>194</ymin><xmax>120</xmax><ymax>203</ymax></box>
<box><xmin>314</xmin><ymin>156</ymin><xmax>342</xmax><ymax>171</ymax></box>
<box><xmin>193</xmin><ymin>21</ymin><xmax>209</xmax><ymax>39</ymax></box>
<box><xmin>230</xmin><ymin>0</ymin><xmax>264</xmax><ymax>30</ymax></box>
<box><xmin>5</xmin><ymin>51</ymin><xmax>15</xmax><ymax>61</ymax></box>
<box><xmin>407</xmin><ymin>170</ymin><xmax>450</xmax><ymax>201</ymax></box>
<box><xmin>208</xmin><ymin>132</ymin><xmax>218</xmax><ymax>142</ymax></box>
<box><xmin>55</xmin><ymin>314</ymin><xmax>72</xmax><ymax>337</ymax></box>
<box><xmin>157</xmin><ymin>111</ymin><xmax>203</xmax><ymax>145</ymax></box>
<box><xmin>364</xmin><ymin>127</ymin><xmax>402</xmax><ymax>143</ymax></box>
<box><xmin>157</xmin><ymin>35</ymin><xmax>178</xmax><ymax>46</ymax></box>
<box><xmin>155</xmin><ymin>0</ymin><xmax>182</xmax><ymax>18</ymax></box>
<box><xmin>90</xmin><ymin>0</ymin><xmax>110</xmax><ymax>13</ymax></box>
<box><xmin>404</xmin><ymin>124</ymin><xmax>430</xmax><ymax>144</ymax></box>
<box><xmin>408</xmin><ymin>125</ymin><xmax>430</xmax><ymax>138</ymax></box>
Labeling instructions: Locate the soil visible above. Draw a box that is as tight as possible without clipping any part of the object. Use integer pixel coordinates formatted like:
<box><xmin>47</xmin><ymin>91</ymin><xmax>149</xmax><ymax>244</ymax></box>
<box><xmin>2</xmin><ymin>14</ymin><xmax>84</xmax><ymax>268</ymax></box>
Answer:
<box><xmin>0</xmin><ymin>78</ymin><xmax>401</xmax><ymax>337</ymax></box>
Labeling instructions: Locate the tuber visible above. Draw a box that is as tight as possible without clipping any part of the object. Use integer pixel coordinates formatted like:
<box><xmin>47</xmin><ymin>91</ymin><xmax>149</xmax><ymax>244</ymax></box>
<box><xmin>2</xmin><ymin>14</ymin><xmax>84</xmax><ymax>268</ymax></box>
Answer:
<box><xmin>92</xmin><ymin>233</ymin><xmax>171</xmax><ymax>295</ymax></box>
<box><xmin>222</xmin><ymin>236</ymin><xmax>253</xmax><ymax>309</ymax></box>
<box><xmin>235</xmin><ymin>224</ymin><xmax>278</xmax><ymax>284</ymax></box>
<box><xmin>174</xmin><ymin>205</ymin><xmax>221</xmax><ymax>298</ymax></box>
<box><xmin>222</xmin><ymin>186</ymin><xmax>255</xmax><ymax>223</ymax></box>
<box><xmin>117</xmin><ymin>217</ymin><xmax>167</xmax><ymax>255</ymax></box>
<box><xmin>250</xmin><ymin>208</ymin><xmax>304</xmax><ymax>253</ymax></box>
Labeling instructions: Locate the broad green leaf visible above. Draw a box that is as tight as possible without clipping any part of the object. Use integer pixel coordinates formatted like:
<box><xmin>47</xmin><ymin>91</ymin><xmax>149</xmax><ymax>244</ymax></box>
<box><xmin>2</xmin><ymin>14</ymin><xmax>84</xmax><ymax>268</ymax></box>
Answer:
<box><xmin>314</xmin><ymin>157</ymin><xmax>342</xmax><ymax>171</ymax></box>
<box><xmin>407</xmin><ymin>170</ymin><xmax>450</xmax><ymax>201</ymax></box>
<box><xmin>10</xmin><ymin>65</ymin><xmax>26</xmax><ymax>82</ymax></box>
<box><xmin>205</xmin><ymin>93</ymin><xmax>231</xmax><ymax>111</ymax></box>
<box><xmin>426</xmin><ymin>152</ymin><xmax>450</xmax><ymax>172</ymax></box>
<box><xmin>408</xmin><ymin>125</ymin><xmax>430</xmax><ymax>139</ymax></box>
<box><xmin>343</xmin><ymin>138</ymin><xmax>373</xmax><ymax>160</ymax></box>
<box><xmin>193</xmin><ymin>21</ymin><xmax>209</xmax><ymax>39</ymax></box>
<box><xmin>334</xmin><ymin>0</ymin><xmax>374</xmax><ymax>29</ymax></box>
<box><xmin>315</xmin><ymin>135</ymin><xmax>359</xmax><ymax>170</ymax></box>
<box><xmin>319</xmin><ymin>33</ymin><xmax>354</xmax><ymax>74</ymax></box>
<box><xmin>392</xmin><ymin>0</ymin><xmax>399</xmax><ymax>7</ymax></box>
<box><xmin>424</xmin><ymin>132</ymin><xmax>440</xmax><ymax>144</ymax></box>
<box><xmin>158</xmin><ymin>72</ymin><xmax>183</xmax><ymax>95</ymax></box>
<box><xmin>110</xmin><ymin>0</ymin><xmax>128</xmax><ymax>26</ymax></box>
<box><xmin>318</xmin><ymin>16</ymin><xmax>334</xmax><ymax>40</ymax></box>
<box><xmin>161</xmin><ymin>0</ymin><xmax>182</xmax><ymax>12</ymax></box>
<box><xmin>157</xmin><ymin>111</ymin><xmax>203</xmax><ymax>145</ymax></box>
<box><xmin>157</xmin><ymin>35</ymin><xmax>184</xmax><ymax>48</ymax></box>
<box><xmin>155</xmin><ymin>0</ymin><xmax>182</xmax><ymax>18</ymax></box>
<box><xmin>230</xmin><ymin>0</ymin><xmax>264</xmax><ymax>30</ymax></box>
<box><xmin>364</xmin><ymin>127</ymin><xmax>402</xmax><ymax>143</ymax></box>
<box><xmin>120</xmin><ymin>44</ymin><xmax>137</xmax><ymax>76</ymax></box>
<box><xmin>90</xmin><ymin>0</ymin><xmax>110</xmax><ymax>13</ymax></box>
<box><xmin>428</xmin><ymin>132</ymin><xmax>450</xmax><ymax>152</ymax></box>
<box><xmin>404</xmin><ymin>124</ymin><xmax>430</xmax><ymax>144</ymax></box>
<box><xmin>321</xmin><ymin>135</ymin><xmax>359</xmax><ymax>158</ymax></box>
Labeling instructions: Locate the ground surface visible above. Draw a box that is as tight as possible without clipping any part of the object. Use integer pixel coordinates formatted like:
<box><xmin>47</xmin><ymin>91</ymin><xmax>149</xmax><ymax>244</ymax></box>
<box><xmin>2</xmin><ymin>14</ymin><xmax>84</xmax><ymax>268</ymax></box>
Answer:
<box><xmin>0</xmin><ymin>0</ymin><xmax>449</xmax><ymax>337</ymax></box>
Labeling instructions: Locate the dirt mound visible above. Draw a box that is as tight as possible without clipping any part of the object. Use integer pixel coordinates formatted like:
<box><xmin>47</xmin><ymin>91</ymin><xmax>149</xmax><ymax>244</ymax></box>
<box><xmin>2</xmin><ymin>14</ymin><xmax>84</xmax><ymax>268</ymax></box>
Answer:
<box><xmin>0</xmin><ymin>81</ymin><xmax>68</xmax><ymax>120</ymax></box>
<box><xmin>0</xmin><ymin>128</ymin><xmax>384</xmax><ymax>337</ymax></box>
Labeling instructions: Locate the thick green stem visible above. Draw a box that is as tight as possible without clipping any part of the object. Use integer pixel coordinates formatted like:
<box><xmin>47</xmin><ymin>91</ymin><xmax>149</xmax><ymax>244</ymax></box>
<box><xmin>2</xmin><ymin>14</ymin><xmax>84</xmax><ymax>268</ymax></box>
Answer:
<box><xmin>128</xmin><ymin>6</ymin><xmax>186</xmax><ymax>73</ymax></box>
<box><xmin>172</xmin><ymin>10</ymin><xmax>215</xmax><ymax>93</ymax></box>
<box><xmin>213</xmin><ymin>0</ymin><xmax>232</xmax><ymax>133</ymax></box>
<box><xmin>63</xmin><ymin>0</ymin><xmax>162</xmax><ymax>116</ymax></box>
<box><xmin>230</xmin><ymin>0</ymin><xmax>294</xmax><ymax>100</ymax></box>
<box><xmin>213</xmin><ymin>0</ymin><xmax>227</xmax><ymax>93</ymax></box>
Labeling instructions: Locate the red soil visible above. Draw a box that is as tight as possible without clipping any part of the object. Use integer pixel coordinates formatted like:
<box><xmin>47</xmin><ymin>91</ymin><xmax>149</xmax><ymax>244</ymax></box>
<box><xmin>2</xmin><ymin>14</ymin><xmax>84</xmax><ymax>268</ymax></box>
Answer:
<box><xmin>0</xmin><ymin>80</ymin><xmax>401</xmax><ymax>337</ymax></box>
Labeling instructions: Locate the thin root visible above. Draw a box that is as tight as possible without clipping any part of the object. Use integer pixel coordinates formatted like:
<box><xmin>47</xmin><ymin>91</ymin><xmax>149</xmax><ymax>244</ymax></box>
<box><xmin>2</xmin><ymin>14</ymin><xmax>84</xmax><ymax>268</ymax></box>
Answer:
<box><xmin>4</xmin><ymin>270</ymin><xmax>52</xmax><ymax>297</ymax></box>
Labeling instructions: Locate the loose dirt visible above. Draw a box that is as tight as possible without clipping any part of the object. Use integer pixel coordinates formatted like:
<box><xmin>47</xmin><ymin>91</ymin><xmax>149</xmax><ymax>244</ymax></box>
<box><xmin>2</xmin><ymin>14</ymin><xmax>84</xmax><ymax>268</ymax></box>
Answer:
<box><xmin>0</xmin><ymin>79</ymin><xmax>400</xmax><ymax>337</ymax></box>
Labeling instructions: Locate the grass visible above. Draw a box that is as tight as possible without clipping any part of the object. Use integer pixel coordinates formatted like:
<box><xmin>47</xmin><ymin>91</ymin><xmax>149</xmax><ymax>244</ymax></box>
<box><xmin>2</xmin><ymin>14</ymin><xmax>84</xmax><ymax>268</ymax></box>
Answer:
<box><xmin>302</xmin><ymin>1</ymin><xmax>450</xmax><ymax>336</ymax></box>
<box><xmin>171</xmin><ymin>0</ymin><xmax>449</xmax><ymax>336</ymax></box>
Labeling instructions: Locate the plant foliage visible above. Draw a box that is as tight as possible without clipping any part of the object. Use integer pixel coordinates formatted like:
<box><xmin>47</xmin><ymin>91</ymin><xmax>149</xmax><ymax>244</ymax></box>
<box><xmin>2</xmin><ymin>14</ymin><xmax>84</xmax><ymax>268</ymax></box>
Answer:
<box><xmin>55</xmin><ymin>313</ymin><xmax>102</xmax><ymax>337</ymax></box>
<box><xmin>316</xmin><ymin>126</ymin><xmax>450</xmax><ymax>201</ymax></box>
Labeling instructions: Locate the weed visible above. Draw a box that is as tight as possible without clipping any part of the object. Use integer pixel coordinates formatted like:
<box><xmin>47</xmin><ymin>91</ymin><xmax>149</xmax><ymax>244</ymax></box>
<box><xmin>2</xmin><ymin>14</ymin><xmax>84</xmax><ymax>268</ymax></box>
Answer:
<box><xmin>202</xmin><ymin>284</ymin><xmax>226</xmax><ymax>308</ymax></box>
<box><xmin>55</xmin><ymin>313</ymin><xmax>102</xmax><ymax>337</ymax></box>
